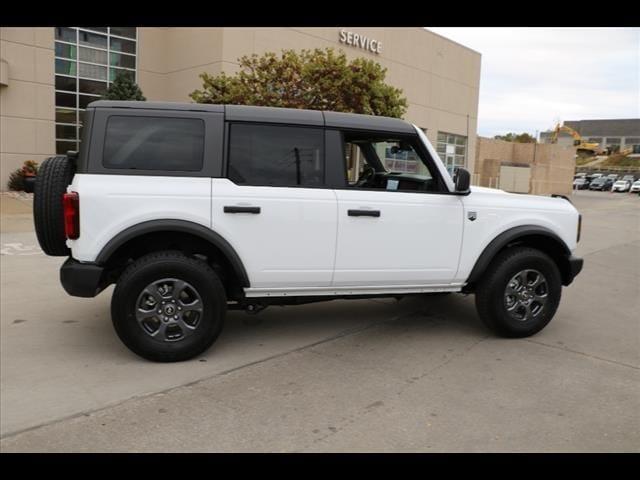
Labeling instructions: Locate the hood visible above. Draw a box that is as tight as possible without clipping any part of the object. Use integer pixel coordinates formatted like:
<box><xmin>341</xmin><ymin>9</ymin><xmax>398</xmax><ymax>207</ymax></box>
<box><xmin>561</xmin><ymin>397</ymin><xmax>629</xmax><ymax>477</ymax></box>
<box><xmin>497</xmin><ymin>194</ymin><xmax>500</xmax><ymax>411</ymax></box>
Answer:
<box><xmin>469</xmin><ymin>185</ymin><xmax>508</xmax><ymax>194</ymax></box>
<box><xmin>467</xmin><ymin>185</ymin><xmax>577</xmax><ymax>213</ymax></box>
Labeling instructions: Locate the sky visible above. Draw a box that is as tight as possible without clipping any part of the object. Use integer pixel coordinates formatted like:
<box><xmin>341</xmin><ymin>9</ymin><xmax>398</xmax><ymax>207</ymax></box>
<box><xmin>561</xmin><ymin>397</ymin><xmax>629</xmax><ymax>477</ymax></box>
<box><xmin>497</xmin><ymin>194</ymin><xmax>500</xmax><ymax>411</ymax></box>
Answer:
<box><xmin>426</xmin><ymin>27</ymin><xmax>640</xmax><ymax>138</ymax></box>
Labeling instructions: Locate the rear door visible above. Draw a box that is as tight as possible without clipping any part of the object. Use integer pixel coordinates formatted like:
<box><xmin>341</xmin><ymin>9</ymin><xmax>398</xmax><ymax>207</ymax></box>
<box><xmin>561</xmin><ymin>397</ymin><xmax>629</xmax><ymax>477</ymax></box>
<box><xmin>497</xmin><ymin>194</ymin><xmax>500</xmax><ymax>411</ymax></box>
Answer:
<box><xmin>211</xmin><ymin>122</ymin><xmax>337</xmax><ymax>289</ymax></box>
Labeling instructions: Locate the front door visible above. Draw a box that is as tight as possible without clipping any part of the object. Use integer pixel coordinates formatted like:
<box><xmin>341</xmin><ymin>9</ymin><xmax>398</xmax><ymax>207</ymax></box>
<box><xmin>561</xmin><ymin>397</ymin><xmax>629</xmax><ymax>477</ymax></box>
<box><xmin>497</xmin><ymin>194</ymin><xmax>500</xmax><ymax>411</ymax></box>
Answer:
<box><xmin>332</xmin><ymin>133</ymin><xmax>464</xmax><ymax>287</ymax></box>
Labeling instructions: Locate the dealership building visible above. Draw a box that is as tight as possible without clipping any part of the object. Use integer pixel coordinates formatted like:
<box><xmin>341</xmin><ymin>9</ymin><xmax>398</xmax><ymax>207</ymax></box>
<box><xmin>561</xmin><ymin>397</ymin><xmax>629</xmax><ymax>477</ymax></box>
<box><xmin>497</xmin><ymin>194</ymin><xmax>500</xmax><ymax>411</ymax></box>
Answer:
<box><xmin>0</xmin><ymin>27</ymin><xmax>481</xmax><ymax>189</ymax></box>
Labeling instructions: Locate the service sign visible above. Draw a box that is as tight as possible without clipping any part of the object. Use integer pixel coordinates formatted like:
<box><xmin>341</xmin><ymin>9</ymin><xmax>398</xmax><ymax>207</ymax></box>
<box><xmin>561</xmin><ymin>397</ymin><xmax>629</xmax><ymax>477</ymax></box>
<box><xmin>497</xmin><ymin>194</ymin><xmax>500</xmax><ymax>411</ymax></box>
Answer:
<box><xmin>339</xmin><ymin>29</ymin><xmax>382</xmax><ymax>54</ymax></box>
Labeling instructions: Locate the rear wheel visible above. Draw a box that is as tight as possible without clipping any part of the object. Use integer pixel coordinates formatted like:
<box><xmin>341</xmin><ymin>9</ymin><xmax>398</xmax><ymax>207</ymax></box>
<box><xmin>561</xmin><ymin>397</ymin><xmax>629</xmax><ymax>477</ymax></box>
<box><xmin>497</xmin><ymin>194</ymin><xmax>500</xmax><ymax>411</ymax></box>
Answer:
<box><xmin>111</xmin><ymin>251</ymin><xmax>226</xmax><ymax>362</ymax></box>
<box><xmin>475</xmin><ymin>247</ymin><xmax>561</xmax><ymax>337</ymax></box>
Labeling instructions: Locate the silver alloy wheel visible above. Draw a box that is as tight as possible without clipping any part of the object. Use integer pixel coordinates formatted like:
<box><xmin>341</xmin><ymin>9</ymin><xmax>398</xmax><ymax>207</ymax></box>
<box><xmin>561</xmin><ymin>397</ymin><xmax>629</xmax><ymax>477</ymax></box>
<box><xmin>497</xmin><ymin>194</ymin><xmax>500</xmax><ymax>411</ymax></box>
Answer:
<box><xmin>503</xmin><ymin>269</ymin><xmax>548</xmax><ymax>322</ymax></box>
<box><xmin>135</xmin><ymin>278</ymin><xmax>203</xmax><ymax>342</ymax></box>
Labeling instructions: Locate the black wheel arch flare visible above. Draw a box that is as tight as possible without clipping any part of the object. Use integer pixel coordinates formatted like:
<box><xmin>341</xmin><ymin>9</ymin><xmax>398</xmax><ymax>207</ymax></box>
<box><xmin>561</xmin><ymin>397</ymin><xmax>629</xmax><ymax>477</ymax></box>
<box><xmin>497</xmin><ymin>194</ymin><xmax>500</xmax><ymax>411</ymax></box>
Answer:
<box><xmin>95</xmin><ymin>219</ymin><xmax>250</xmax><ymax>288</ymax></box>
<box><xmin>464</xmin><ymin>225</ymin><xmax>574</xmax><ymax>290</ymax></box>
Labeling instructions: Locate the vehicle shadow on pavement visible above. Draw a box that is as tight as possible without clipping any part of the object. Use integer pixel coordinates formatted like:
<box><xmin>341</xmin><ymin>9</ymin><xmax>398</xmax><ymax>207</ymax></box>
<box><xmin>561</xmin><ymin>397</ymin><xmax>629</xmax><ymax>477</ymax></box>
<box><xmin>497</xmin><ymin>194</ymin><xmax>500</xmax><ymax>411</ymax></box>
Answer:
<box><xmin>219</xmin><ymin>293</ymin><xmax>488</xmax><ymax>355</ymax></box>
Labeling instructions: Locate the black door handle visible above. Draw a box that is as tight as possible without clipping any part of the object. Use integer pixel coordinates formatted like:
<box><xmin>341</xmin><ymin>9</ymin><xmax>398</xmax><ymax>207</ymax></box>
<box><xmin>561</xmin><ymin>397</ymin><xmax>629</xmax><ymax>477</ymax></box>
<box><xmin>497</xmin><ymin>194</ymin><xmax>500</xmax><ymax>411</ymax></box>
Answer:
<box><xmin>224</xmin><ymin>206</ymin><xmax>261</xmax><ymax>214</ymax></box>
<box><xmin>348</xmin><ymin>209</ymin><xmax>380</xmax><ymax>217</ymax></box>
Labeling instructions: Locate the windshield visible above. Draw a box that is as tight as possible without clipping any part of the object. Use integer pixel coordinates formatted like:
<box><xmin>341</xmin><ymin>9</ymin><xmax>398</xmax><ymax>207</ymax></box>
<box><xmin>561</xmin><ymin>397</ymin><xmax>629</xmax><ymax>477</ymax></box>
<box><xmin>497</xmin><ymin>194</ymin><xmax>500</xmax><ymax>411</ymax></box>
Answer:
<box><xmin>375</xmin><ymin>141</ymin><xmax>430</xmax><ymax>176</ymax></box>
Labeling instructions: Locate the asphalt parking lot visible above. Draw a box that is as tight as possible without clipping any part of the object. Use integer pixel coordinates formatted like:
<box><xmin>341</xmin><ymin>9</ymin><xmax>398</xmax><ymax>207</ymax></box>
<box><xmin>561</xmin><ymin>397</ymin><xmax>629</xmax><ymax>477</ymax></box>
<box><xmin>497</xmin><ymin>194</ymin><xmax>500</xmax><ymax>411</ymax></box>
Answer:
<box><xmin>0</xmin><ymin>189</ymin><xmax>638</xmax><ymax>452</ymax></box>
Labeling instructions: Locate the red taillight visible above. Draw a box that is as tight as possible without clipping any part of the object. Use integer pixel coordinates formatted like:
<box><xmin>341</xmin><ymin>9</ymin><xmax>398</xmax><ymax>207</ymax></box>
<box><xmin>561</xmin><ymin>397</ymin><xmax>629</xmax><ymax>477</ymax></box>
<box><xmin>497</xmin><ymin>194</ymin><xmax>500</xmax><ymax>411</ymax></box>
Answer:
<box><xmin>63</xmin><ymin>192</ymin><xmax>79</xmax><ymax>240</ymax></box>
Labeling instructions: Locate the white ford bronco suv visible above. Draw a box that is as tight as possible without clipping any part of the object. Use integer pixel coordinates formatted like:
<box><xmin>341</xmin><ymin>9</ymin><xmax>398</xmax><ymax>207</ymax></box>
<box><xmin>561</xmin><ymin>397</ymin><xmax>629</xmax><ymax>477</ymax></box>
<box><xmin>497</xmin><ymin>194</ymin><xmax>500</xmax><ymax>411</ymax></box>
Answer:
<box><xmin>33</xmin><ymin>100</ymin><xmax>583</xmax><ymax>362</ymax></box>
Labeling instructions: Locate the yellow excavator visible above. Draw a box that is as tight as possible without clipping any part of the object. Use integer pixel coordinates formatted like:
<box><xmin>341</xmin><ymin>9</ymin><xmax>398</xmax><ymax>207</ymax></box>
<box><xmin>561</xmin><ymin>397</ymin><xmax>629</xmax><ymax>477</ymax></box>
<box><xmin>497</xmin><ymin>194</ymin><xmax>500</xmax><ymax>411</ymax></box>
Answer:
<box><xmin>549</xmin><ymin>123</ymin><xmax>607</xmax><ymax>157</ymax></box>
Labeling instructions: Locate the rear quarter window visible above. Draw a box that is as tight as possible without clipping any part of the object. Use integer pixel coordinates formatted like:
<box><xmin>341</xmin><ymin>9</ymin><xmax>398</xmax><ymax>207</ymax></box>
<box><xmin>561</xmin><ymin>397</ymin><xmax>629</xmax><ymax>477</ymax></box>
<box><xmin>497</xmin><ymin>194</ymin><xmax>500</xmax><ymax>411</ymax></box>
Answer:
<box><xmin>103</xmin><ymin>116</ymin><xmax>204</xmax><ymax>171</ymax></box>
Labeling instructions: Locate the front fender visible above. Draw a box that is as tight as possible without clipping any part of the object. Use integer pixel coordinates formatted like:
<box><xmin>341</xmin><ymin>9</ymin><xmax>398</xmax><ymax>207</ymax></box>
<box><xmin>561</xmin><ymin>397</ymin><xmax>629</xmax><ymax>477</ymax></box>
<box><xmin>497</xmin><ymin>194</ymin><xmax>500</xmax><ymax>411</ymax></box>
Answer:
<box><xmin>464</xmin><ymin>225</ymin><xmax>573</xmax><ymax>289</ymax></box>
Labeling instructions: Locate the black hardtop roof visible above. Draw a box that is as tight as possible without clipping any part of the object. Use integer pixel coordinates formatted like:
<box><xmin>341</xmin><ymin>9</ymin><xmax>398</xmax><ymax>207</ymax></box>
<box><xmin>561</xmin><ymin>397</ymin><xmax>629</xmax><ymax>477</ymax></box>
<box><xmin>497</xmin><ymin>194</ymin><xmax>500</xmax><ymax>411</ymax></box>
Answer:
<box><xmin>88</xmin><ymin>100</ymin><xmax>416</xmax><ymax>134</ymax></box>
<box><xmin>88</xmin><ymin>100</ymin><xmax>224</xmax><ymax>112</ymax></box>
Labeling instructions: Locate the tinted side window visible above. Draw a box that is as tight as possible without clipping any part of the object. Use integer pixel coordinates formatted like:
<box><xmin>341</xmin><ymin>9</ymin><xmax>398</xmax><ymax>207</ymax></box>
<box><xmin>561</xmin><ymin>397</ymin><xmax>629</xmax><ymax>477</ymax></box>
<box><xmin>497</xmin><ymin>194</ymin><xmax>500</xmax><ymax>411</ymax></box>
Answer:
<box><xmin>228</xmin><ymin>124</ymin><xmax>324</xmax><ymax>187</ymax></box>
<box><xmin>103</xmin><ymin>116</ymin><xmax>204</xmax><ymax>171</ymax></box>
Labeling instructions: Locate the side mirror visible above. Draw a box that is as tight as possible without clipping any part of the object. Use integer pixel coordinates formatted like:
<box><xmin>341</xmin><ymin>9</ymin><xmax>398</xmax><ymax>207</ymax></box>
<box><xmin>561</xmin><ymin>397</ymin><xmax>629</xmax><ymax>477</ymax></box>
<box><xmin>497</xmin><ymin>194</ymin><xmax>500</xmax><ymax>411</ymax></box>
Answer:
<box><xmin>453</xmin><ymin>167</ymin><xmax>471</xmax><ymax>194</ymax></box>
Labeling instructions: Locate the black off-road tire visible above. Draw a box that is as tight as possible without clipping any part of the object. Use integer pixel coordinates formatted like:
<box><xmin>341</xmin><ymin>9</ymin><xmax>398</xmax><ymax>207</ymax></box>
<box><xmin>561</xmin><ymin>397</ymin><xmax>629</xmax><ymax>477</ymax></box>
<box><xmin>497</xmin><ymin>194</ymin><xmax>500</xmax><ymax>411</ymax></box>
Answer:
<box><xmin>111</xmin><ymin>251</ymin><xmax>227</xmax><ymax>362</ymax></box>
<box><xmin>475</xmin><ymin>247</ymin><xmax>562</xmax><ymax>338</ymax></box>
<box><xmin>33</xmin><ymin>155</ymin><xmax>75</xmax><ymax>256</ymax></box>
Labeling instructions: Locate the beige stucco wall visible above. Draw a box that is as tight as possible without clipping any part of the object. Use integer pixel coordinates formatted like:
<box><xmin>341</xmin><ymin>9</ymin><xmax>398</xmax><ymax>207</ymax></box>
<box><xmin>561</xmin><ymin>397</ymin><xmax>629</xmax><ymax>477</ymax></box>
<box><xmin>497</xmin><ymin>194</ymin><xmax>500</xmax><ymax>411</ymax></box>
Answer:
<box><xmin>137</xmin><ymin>27</ymin><xmax>224</xmax><ymax>103</ymax></box>
<box><xmin>137</xmin><ymin>27</ymin><xmax>481</xmax><ymax>175</ymax></box>
<box><xmin>0</xmin><ymin>27</ymin><xmax>55</xmax><ymax>190</ymax></box>
<box><xmin>474</xmin><ymin>136</ymin><xmax>576</xmax><ymax>196</ymax></box>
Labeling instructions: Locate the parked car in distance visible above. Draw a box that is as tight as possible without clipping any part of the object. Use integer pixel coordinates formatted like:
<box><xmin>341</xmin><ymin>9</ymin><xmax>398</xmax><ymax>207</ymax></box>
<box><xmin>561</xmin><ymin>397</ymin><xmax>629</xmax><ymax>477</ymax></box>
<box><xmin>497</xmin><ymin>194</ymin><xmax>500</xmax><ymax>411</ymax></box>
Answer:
<box><xmin>573</xmin><ymin>178</ymin><xmax>589</xmax><ymax>190</ymax></box>
<box><xmin>586</xmin><ymin>173</ymin><xmax>603</xmax><ymax>182</ymax></box>
<box><xmin>622</xmin><ymin>175</ymin><xmax>636</xmax><ymax>184</ymax></box>
<box><xmin>589</xmin><ymin>177</ymin><xmax>614</xmax><ymax>191</ymax></box>
<box><xmin>629</xmin><ymin>180</ymin><xmax>640</xmax><ymax>193</ymax></box>
<box><xmin>606</xmin><ymin>174</ymin><xmax>619</xmax><ymax>182</ymax></box>
<box><xmin>612</xmin><ymin>180</ymin><xmax>631</xmax><ymax>192</ymax></box>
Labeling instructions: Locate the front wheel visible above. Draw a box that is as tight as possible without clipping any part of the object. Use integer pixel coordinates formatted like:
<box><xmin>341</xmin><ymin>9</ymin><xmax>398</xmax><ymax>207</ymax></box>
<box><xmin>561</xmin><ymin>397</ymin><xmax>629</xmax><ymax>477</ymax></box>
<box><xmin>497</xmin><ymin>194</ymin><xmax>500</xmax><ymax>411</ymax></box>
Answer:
<box><xmin>111</xmin><ymin>251</ymin><xmax>226</xmax><ymax>362</ymax></box>
<box><xmin>475</xmin><ymin>247</ymin><xmax>562</xmax><ymax>338</ymax></box>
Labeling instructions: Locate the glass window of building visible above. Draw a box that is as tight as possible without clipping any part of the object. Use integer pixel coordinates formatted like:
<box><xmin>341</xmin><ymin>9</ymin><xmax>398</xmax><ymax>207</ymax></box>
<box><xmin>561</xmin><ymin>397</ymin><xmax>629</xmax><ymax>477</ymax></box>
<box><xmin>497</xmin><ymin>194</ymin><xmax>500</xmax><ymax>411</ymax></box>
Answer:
<box><xmin>54</xmin><ymin>27</ymin><xmax>137</xmax><ymax>154</ymax></box>
<box><xmin>624</xmin><ymin>137</ymin><xmax>640</xmax><ymax>148</ymax></box>
<box><xmin>436</xmin><ymin>132</ymin><xmax>467</xmax><ymax>176</ymax></box>
<box><xmin>625</xmin><ymin>137</ymin><xmax>640</xmax><ymax>153</ymax></box>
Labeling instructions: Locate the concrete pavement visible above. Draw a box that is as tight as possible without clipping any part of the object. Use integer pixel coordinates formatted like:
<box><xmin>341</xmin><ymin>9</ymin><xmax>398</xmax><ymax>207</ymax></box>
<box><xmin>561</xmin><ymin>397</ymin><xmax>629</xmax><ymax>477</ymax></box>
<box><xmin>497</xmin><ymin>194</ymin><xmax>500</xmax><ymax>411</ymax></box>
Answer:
<box><xmin>1</xmin><ymin>190</ymin><xmax>638</xmax><ymax>452</ymax></box>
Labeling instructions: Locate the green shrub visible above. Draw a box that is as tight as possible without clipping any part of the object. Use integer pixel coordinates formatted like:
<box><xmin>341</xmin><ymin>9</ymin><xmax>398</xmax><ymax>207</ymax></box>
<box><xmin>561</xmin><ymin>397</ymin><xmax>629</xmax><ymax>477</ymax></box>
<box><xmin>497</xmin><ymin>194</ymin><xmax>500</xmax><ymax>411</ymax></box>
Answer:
<box><xmin>102</xmin><ymin>70</ymin><xmax>146</xmax><ymax>101</ymax></box>
<box><xmin>7</xmin><ymin>169</ymin><xmax>25</xmax><ymax>191</ymax></box>
<box><xmin>7</xmin><ymin>160</ymin><xmax>39</xmax><ymax>191</ymax></box>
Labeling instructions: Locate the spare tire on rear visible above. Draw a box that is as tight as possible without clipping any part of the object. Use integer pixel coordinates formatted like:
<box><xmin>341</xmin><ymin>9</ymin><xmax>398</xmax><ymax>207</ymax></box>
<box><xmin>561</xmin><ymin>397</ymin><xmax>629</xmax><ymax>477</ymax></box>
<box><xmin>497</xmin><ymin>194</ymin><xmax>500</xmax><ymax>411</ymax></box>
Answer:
<box><xmin>33</xmin><ymin>155</ymin><xmax>75</xmax><ymax>256</ymax></box>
